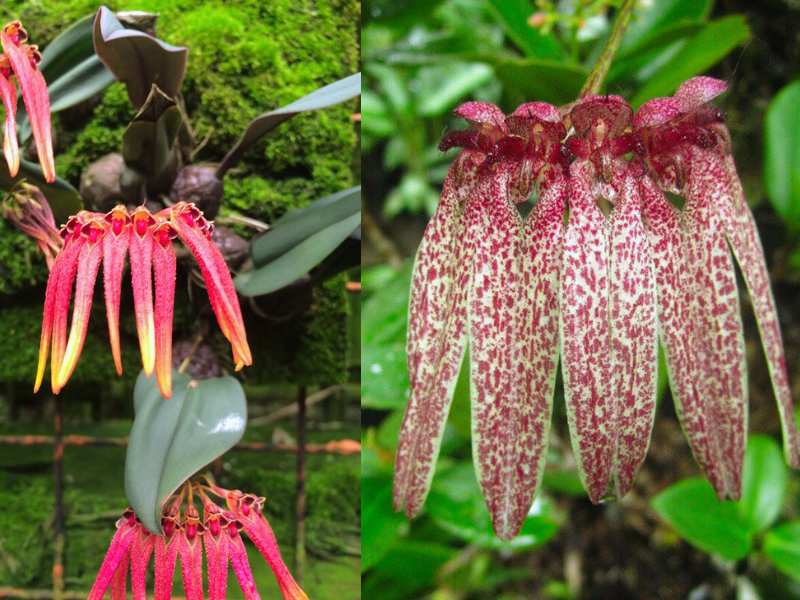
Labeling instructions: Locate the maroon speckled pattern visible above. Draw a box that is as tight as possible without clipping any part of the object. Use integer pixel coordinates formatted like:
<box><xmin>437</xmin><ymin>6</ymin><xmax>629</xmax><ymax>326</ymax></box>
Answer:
<box><xmin>394</xmin><ymin>150</ymin><xmax>483</xmax><ymax>518</ymax></box>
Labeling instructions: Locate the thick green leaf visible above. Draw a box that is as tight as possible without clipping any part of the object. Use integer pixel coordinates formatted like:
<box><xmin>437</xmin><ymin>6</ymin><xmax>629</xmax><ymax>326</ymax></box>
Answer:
<box><xmin>618</xmin><ymin>0</ymin><xmax>711</xmax><ymax>56</ymax></box>
<box><xmin>630</xmin><ymin>16</ymin><xmax>750</xmax><ymax>108</ymax></box>
<box><xmin>362</xmin><ymin>476</ymin><xmax>406</xmax><ymax>571</ymax></box>
<box><xmin>737</xmin><ymin>435</ymin><xmax>787</xmax><ymax>533</ymax></box>
<box><xmin>427</xmin><ymin>463</ymin><xmax>561</xmax><ymax>550</ymax></box>
<box><xmin>0</xmin><ymin>159</ymin><xmax>82</xmax><ymax>225</ymax></box>
<box><xmin>495</xmin><ymin>58</ymin><xmax>587</xmax><ymax>105</ymax></box>
<box><xmin>122</xmin><ymin>85</ymin><xmax>183</xmax><ymax>179</ymax></box>
<box><xmin>235</xmin><ymin>212</ymin><xmax>360</xmax><ymax>296</ymax></box>
<box><xmin>125</xmin><ymin>370</ymin><xmax>246</xmax><ymax>534</ymax></box>
<box><xmin>367</xmin><ymin>539</ymin><xmax>456</xmax><ymax>588</ymax></box>
<box><xmin>764</xmin><ymin>521</ymin><xmax>800</xmax><ymax>581</ymax></box>
<box><xmin>416</xmin><ymin>63</ymin><xmax>494</xmax><ymax>116</ymax></box>
<box><xmin>251</xmin><ymin>187</ymin><xmax>360</xmax><ymax>266</ymax></box>
<box><xmin>217</xmin><ymin>73</ymin><xmax>360</xmax><ymax>176</ymax></box>
<box><xmin>764</xmin><ymin>80</ymin><xmax>800</xmax><ymax>230</ymax></box>
<box><xmin>93</xmin><ymin>5</ymin><xmax>188</xmax><ymax>109</ymax></box>
<box><xmin>487</xmin><ymin>0</ymin><xmax>564</xmax><ymax>59</ymax></box>
<box><xmin>39</xmin><ymin>14</ymin><xmax>97</xmax><ymax>83</ymax></box>
<box><xmin>652</xmin><ymin>477</ymin><xmax>752</xmax><ymax>560</ymax></box>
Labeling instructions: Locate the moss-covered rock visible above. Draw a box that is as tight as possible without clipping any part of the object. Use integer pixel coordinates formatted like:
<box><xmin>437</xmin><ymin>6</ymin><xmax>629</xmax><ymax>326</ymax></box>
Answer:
<box><xmin>0</xmin><ymin>0</ymin><xmax>357</xmax><ymax>384</ymax></box>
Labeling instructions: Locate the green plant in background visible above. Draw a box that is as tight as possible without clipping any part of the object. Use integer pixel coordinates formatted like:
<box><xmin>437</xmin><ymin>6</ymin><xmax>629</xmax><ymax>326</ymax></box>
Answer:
<box><xmin>653</xmin><ymin>435</ymin><xmax>800</xmax><ymax>592</ymax></box>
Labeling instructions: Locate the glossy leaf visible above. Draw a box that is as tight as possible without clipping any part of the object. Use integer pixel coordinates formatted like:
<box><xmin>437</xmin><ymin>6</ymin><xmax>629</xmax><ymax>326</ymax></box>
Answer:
<box><xmin>618</xmin><ymin>0</ymin><xmax>711</xmax><ymax>56</ymax></box>
<box><xmin>362</xmin><ymin>476</ymin><xmax>406</xmax><ymax>570</ymax></box>
<box><xmin>763</xmin><ymin>521</ymin><xmax>800</xmax><ymax>581</ymax></box>
<box><xmin>217</xmin><ymin>73</ymin><xmax>360</xmax><ymax>177</ymax></box>
<box><xmin>125</xmin><ymin>370</ymin><xmax>246</xmax><ymax>534</ymax></box>
<box><xmin>764</xmin><ymin>79</ymin><xmax>800</xmax><ymax>229</ymax></box>
<box><xmin>495</xmin><ymin>59</ymin><xmax>586</xmax><ymax>105</ymax></box>
<box><xmin>251</xmin><ymin>187</ymin><xmax>360</xmax><ymax>266</ymax></box>
<box><xmin>235</xmin><ymin>212</ymin><xmax>360</xmax><ymax>296</ymax></box>
<box><xmin>93</xmin><ymin>5</ymin><xmax>188</xmax><ymax>109</ymax></box>
<box><xmin>737</xmin><ymin>435</ymin><xmax>787</xmax><ymax>534</ymax></box>
<box><xmin>416</xmin><ymin>63</ymin><xmax>493</xmax><ymax>117</ymax></box>
<box><xmin>652</xmin><ymin>477</ymin><xmax>751</xmax><ymax>560</ymax></box>
<box><xmin>487</xmin><ymin>0</ymin><xmax>564</xmax><ymax>59</ymax></box>
<box><xmin>630</xmin><ymin>16</ymin><xmax>750</xmax><ymax>107</ymax></box>
<box><xmin>122</xmin><ymin>85</ymin><xmax>183</xmax><ymax>178</ymax></box>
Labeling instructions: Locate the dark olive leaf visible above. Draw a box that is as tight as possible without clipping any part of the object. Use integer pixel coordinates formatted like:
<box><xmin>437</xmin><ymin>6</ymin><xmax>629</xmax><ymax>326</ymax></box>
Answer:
<box><xmin>764</xmin><ymin>79</ymin><xmax>800</xmax><ymax>230</ymax></box>
<box><xmin>122</xmin><ymin>85</ymin><xmax>184</xmax><ymax>179</ymax></box>
<box><xmin>251</xmin><ymin>186</ymin><xmax>360</xmax><ymax>266</ymax></box>
<box><xmin>93</xmin><ymin>5</ymin><xmax>188</xmax><ymax>109</ymax></box>
<box><xmin>487</xmin><ymin>0</ymin><xmax>565</xmax><ymax>59</ymax></box>
<box><xmin>235</xmin><ymin>211</ymin><xmax>360</xmax><ymax>297</ymax></box>
<box><xmin>217</xmin><ymin>73</ymin><xmax>361</xmax><ymax>177</ymax></box>
<box><xmin>125</xmin><ymin>370</ymin><xmax>246</xmax><ymax>534</ymax></box>
<box><xmin>310</xmin><ymin>232</ymin><xmax>361</xmax><ymax>283</ymax></box>
<box><xmin>0</xmin><ymin>159</ymin><xmax>82</xmax><ymax>224</ymax></box>
<box><xmin>39</xmin><ymin>13</ymin><xmax>97</xmax><ymax>82</ymax></box>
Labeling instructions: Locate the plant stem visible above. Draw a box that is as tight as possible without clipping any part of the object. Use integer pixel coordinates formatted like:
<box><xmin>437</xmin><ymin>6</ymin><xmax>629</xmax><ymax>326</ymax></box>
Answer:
<box><xmin>579</xmin><ymin>0</ymin><xmax>636</xmax><ymax>98</ymax></box>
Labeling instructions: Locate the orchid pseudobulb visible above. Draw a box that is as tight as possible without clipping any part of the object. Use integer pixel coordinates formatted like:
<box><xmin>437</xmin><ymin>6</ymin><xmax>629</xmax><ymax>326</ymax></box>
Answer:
<box><xmin>394</xmin><ymin>76</ymin><xmax>799</xmax><ymax>540</ymax></box>
<box><xmin>0</xmin><ymin>20</ymin><xmax>55</xmax><ymax>182</ymax></box>
<box><xmin>35</xmin><ymin>201</ymin><xmax>252</xmax><ymax>399</ymax></box>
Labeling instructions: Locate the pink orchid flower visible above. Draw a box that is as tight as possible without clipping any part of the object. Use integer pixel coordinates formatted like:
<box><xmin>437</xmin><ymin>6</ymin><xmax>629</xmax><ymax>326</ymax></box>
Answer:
<box><xmin>89</xmin><ymin>483</ymin><xmax>308</xmax><ymax>600</ymax></box>
<box><xmin>35</xmin><ymin>201</ymin><xmax>252</xmax><ymax>398</ymax></box>
<box><xmin>1</xmin><ymin>182</ymin><xmax>62</xmax><ymax>268</ymax></box>
<box><xmin>394</xmin><ymin>76</ymin><xmax>799</xmax><ymax>540</ymax></box>
<box><xmin>0</xmin><ymin>20</ymin><xmax>55</xmax><ymax>182</ymax></box>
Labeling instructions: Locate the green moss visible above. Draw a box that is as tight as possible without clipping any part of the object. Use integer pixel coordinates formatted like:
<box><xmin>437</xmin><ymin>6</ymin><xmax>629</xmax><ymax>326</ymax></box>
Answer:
<box><xmin>0</xmin><ymin>220</ymin><xmax>48</xmax><ymax>294</ymax></box>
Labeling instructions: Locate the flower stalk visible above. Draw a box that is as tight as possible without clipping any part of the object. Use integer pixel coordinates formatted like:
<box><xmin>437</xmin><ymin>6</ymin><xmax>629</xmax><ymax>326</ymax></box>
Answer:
<box><xmin>579</xmin><ymin>0</ymin><xmax>637</xmax><ymax>98</ymax></box>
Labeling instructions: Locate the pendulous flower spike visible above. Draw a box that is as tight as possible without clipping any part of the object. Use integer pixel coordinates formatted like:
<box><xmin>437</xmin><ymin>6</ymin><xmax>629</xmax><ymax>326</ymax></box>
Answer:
<box><xmin>103</xmin><ymin>206</ymin><xmax>131</xmax><ymax>376</ymax></box>
<box><xmin>177</xmin><ymin>511</ymin><xmax>205</xmax><ymax>600</ymax></box>
<box><xmin>227</xmin><ymin>522</ymin><xmax>262</xmax><ymax>600</ymax></box>
<box><xmin>88</xmin><ymin>512</ymin><xmax>138</xmax><ymax>600</ymax></box>
<box><xmin>0</xmin><ymin>21</ymin><xmax>54</xmax><ymax>183</ymax></box>
<box><xmin>130</xmin><ymin>525</ymin><xmax>154</xmax><ymax>600</ymax></box>
<box><xmin>153</xmin><ymin>521</ymin><xmax>180</xmax><ymax>600</ymax></box>
<box><xmin>0</xmin><ymin>71</ymin><xmax>19</xmax><ymax>176</ymax></box>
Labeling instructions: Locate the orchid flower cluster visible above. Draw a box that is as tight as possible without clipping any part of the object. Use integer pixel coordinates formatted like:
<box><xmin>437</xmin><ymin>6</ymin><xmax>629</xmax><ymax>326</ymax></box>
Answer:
<box><xmin>394</xmin><ymin>76</ymin><xmax>800</xmax><ymax>540</ymax></box>
<box><xmin>89</xmin><ymin>481</ymin><xmax>308</xmax><ymax>600</ymax></box>
<box><xmin>1</xmin><ymin>181</ymin><xmax>61</xmax><ymax>268</ymax></box>
<box><xmin>35</xmin><ymin>201</ymin><xmax>252</xmax><ymax>399</ymax></box>
<box><xmin>0</xmin><ymin>21</ymin><xmax>55</xmax><ymax>182</ymax></box>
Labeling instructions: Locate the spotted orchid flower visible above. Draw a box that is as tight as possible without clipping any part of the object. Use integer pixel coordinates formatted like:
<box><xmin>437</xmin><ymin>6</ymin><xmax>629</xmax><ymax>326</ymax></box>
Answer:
<box><xmin>0</xmin><ymin>20</ymin><xmax>55</xmax><ymax>182</ymax></box>
<box><xmin>634</xmin><ymin>76</ymin><xmax>800</xmax><ymax>498</ymax></box>
<box><xmin>88</xmin><ymin>483</ymin><xmax>307</xmax><ymax>600</ymax></box>
<box><xmin>394</xmin><ymin>101</ymin><xmax>568</xmax><ymax>539</ymax></box>
<box><xmin>35</xmin><ymin>201</ymin><xmax>252</xmax><ymax>399</ymax></box>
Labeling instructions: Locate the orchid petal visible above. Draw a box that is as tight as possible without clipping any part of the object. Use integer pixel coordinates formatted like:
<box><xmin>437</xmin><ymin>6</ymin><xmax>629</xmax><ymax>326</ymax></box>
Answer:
<box><xmin>34</xmin><ymin>236</ymin><xmax>80</xmax><ymax>392</ymax></box>
<box><xmin>177</xmin><ymin>532</ymin><xmax>204</xmax><ymax>600</ymax></box>
<box><xmin>153</xmin><ymin>225</ymin><xmax>176</xmax><ymax>398</ymax></box>
<box><xmin>716</xmin><ymin>151</ymin><xmax>800</xmax><ymax>468</ymax></box>
<box><xmin>88</xmin><ymin>516</ymin><xmax>138</xmax><ymax>600</ymax></box>
<box><xmin>561</xmin><ymin>161</ymin><xmax>658</xmax><ymax>502</ymax></box>
<box><xmin>1</xmin><ymin>23</ymin><xmax>54</xmax><ymax>182</ymax></box>
<box><xmin>50</xmin><ymin>233</ymin><xmax>84</xmax><ymax>392</ymax></box>
<box><xmin>204</xmin><ymin>531</ymin><xmax>229</xmax><ymax>600</ymax></box>
<box><xmin>468</xmin><ymin>165</ymin><xmax>563</xmax><ymax>539</ymax></box>
<box><xmin>171</xmin><ymin>204</ymin><xmax>251</xmax><ymax>369</ymax></box>
<box><xmin>103</xmin><ymin>207</ymin><xmax>130</xmax><ymax>375</ymax></box>
<box><xmin>0</xmin><ymin>73</ymin><xmax>19</xmax><ymax>176</ymax></box>
<box><xmin>56</xmin><ymin>223</ymin><xmax>104</xmax><ymax>393</ymax></box>
<box><xmin>228</xmin><ymin>528</ymin><xmax>261</xmax><ymax>600</ymax></box>
<box><xmin>673</xmin><ymin>76</ymin><xmax>727</xmax><ymax>112</ymax></box>
<box><xmin>678</xmin><ymin>146</ymin><xmax>748</xmax><ymax>499</ymax></box>
<box><xmin>154</xmin><ymin>535</ymin><xmax>179</xmax><ymax>600</ymax></box>
<box><xmin>130</xmin><ymin>526</ymin><xmax>154</xmax><ymax>600</ymax></box>
<box><xmin>393</xmin><ymin>151</ymin><xmax>481</xmax><ymax>518</ymax></box>
<box><xmin>129</xmin><ymin>210</ymin><xmax>156</xmax><ymax>375</ymax></box>
<box><xmin>237</xmin><ymin>509</ymin><xmax>308</xmax><ymax>600</ymax></box>
<box><xmin>111</xmin><ymin>547</ymin><xmax>129</xmax><ymax>600</ymax></box>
